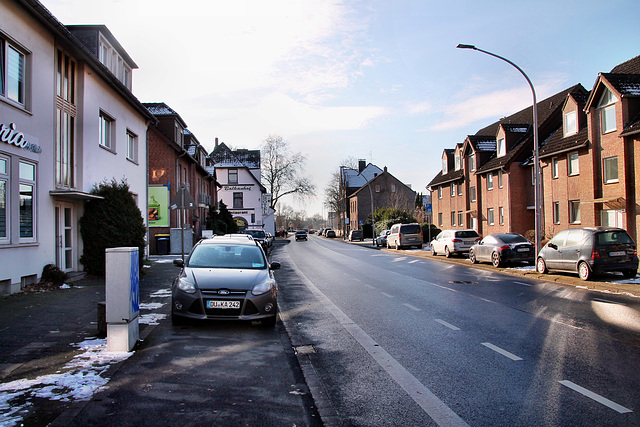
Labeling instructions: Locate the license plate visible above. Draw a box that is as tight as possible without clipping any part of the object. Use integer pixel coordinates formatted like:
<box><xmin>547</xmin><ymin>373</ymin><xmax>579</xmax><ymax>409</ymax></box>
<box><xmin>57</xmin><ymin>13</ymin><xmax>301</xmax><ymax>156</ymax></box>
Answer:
<box><xmin>517</xmin><ymin>248</ymin><xmax>529</xmax><ymax>252</ymax></box>
<box><xmin>207</xmin><ymin>300</ymin><xmax>240</xmax><ymax>309</ymax></box>
<box><xmin>609</xmin><ymin>251</ymin><xmax>626</xmax><ymax>257</ymax></box>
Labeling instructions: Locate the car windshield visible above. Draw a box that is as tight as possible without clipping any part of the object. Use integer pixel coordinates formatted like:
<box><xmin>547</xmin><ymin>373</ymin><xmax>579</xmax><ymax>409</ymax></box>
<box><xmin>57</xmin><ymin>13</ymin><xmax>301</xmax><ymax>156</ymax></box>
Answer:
<box><xmin>187</xmin><ymin>245</ymin><xmax>266</xmax><ymax>269</ymax></box>
<box><xmin>597</xmin><ymin>231</ymin><xmax>634</xmax><ymax>245</ymax></box>
<box><xmin>401</xmin><ymin>225</ymin><xmax>421</xmax><ymax>234</ymax></box>
<box><xmin>244</xmin><ymin>230</ymin><xmax>266</xmax><ymax>239</ymax></box>
<box><xmin>500</xmin><ymin>234</ymin><xmax>528</xmax><ymax>244</ymax></box>
<box><xmin>456</xmin><ymin>230</ymin><xmax>479</xmax><ymax>238</ymax></box>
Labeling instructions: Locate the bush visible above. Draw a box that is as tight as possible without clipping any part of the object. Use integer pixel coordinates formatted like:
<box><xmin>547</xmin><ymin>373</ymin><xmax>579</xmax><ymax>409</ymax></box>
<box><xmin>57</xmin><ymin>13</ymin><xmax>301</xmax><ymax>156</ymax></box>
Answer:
<box><xmin>41</xmin><ymin>264</ymin><xmax>68</xmax><ymax>286</ymax></box>
<box><xmin>421</xmin><ymin>223</ymin><xmax>441</xmax><ymax>242</ymax></box>
<box><xmin>79</xmin><ymin>179</ymin><xmax>146</xmax><ymax>276</ymax></box>
<box><xmin>206</xmin><ymin>201</ymin><xmax>238</xmax><ymax>235</ymax></box>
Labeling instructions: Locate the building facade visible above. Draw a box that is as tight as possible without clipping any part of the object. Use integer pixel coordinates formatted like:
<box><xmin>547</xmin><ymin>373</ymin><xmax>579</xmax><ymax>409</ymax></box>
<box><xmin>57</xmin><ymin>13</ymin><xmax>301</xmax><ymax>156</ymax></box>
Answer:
<box><xmin>1</xmin><ymin>0</ymin><xmax>154</xmax><ymax>293</ymax></box>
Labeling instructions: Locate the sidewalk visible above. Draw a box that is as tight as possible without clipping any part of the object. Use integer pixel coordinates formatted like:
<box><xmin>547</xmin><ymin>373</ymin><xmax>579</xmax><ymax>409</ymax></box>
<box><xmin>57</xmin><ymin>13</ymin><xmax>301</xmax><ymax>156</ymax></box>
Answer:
<box><xmin>344</xmin><ymin>238</ymin><xmax>640</xmax><ymax>297</ymax></box>
<box><xmin>0</xmin><ymin>248</ymin><xmax>319</xmax><ymax>426</ymax></box>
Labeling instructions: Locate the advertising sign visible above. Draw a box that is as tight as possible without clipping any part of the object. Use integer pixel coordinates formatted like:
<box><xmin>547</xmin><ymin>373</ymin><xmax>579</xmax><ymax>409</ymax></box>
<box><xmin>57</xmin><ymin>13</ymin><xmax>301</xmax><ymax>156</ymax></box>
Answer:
<box><xmin>148</xmin><ymin>186</ymin><xmax>169</xmax><ymax>227</ymax></box>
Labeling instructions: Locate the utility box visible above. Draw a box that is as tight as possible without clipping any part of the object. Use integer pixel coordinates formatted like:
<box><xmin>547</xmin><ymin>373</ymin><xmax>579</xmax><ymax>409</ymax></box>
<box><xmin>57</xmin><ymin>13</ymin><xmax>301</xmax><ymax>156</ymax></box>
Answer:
<box><xmin>105</xmin><ymin>247</ymin><xmax>140</xmax><ymax>352</ymax></box>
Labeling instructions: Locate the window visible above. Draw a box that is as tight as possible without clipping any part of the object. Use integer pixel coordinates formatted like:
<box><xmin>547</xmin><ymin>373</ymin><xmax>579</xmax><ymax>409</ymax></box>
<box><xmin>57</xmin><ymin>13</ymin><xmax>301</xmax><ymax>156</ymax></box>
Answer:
<box><xmin>451</xmin><ymin>211</ymin><xmax>456</xmax><ymax>226</ymax></box>
<box><xmin>19</xmin><ymin>161</ymin><xmax>35</xmax><ymax>240</ymax></box>
<box><xmin>497</xmin><ymin>138</ymin><xmax>505</xmax><ymax>157</ymax></box>
<box><xmin>1</xmin><ymin>39</ymin><xmax>27</xmax><ymax>105</ymax></box>
<box><xmin>568</xmin><ymin>152</ymin><xmax>579</xmax><ymax>176</ymax></box>
<box><xmin>55</xmin><ymin>49</ymin><xmax>76</xmax><ymax>188</ymax></box>
<box><xmin>457</xmin><ymin>211</ymin><xmax>463</xmax><ymax>226</ymax></box>
<box><xmin>455</xmin><ymin>154</ymin><xmax>461</xmax><ymax>170</ymax></box>
<box><xmin>375</xmin><ymin>184</ymin><xmax>381</xmax><ymax>193</ymax></box>
<box><xmin>391</xmin><ymin>184</ymin><xmax>396</xmax><ymax>193</ymax></box>
<box><xmin>442</xmin><ymin>157</ymin><xmax>448</xmax><ymax>174</ymax></box>
<box><xmin>570</xmin><ymin>200</ymin><xmax>581</xmax><ymax>224</ymax></box>
<box><xmin>499</xmin><ymin>207</ymin><xmax>504</xmax><ymax>225</ymax></box>
<box><xmin>469</xmin><ymin>154</ymin><xmax>476</xmax><ymax>172</ymax></box>
<box><xmin>438</xmin><ymin>186</ymin><xmax>442</xmax><ymax>199</ymax></box>
<box><xmin>564</xmin><ymin>111</ymin><xmax>577</xmax><ymax>136</ymax></box>
<box><xmin>487</xmin><ymin>208</ymin><xmax>494</xmax><ymax>225</ymax></box>
<box><xmin>451</xmin><ymin>183</ymin><xmax>455</xmax><ymax>197</ymax></box>
<box><xmin>457</xmin><ymin>183</ymin><xmax>462</xmax><ymax>196</ymax></box>
<box><xmin>0</xmin><ymin>156</ymin><xmax>7</xmax><ymax>241</ymax></box>
<box><xmin>99</xmin><ymin>111</ymin><xmax>114</xmax><ymax>150</ymax></box>
<box><xmin>174</xmin><ymin>123</ymin><xmax>184</xmax><ymax>147</ymax></box>
<box><xmin>438</xmin><ymin>213</ymin><xmax>443</xmax><ymax>227</ymax></box>
<box><xmin>233</xmin><ymin>192</ymin><xmax>243</xmax><ymax>209</ymax></box>
<box><xmin>552</xmin><ymin>158</ymin><xmax>559</xmax><ymax>179</ymax></box>
<box><xmin>487</xmin><ymin>173</ymin><xmax>493</xmax><ymax>190</ymax></box>
<box><xmin>598</xmin><ymin>89</ymin><xmax>617</xmax><ymax>134</ymax></box>
<box><xmin>553</xmin><ymin>202</ymin><xmax>560</xmax><ymax>224</ymax></box>
<box><xmin>603</xmin><ymin>156</ymin><xmax>618</xmax><ymax>184</ymax></box>
<box><xmin>470</xmin><ymin>186</ymin><xmax>476</xmax><ymax>202</ymax></box>
<box><xmin>228</xmin><ymin>169</ymin><xmax>238</xmax><ymax>184</ymax></box>
<box><xmin>498</xmin><ymin>170</ymin><xmax>503</xmax><ymax>188</ymax></box>
<box><xmin>126</xmin><ymin>130</ymin><xmax>138</xmax><ymax>163</ymax></box>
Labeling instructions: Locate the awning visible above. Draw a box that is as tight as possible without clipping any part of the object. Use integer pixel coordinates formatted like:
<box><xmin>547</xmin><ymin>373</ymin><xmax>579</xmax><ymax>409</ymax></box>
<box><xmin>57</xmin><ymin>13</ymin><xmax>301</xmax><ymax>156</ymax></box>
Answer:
<box><xmin>49</xmin><ymin>190</ymin><xmax>104</xmax><ymax>201</ymax></box>
<box><xmin>581</xmin><ymin>197</ymin><xmax>625</xmax><ymax>209</ymax></box>
<box><xmin>463</xmin><ymin>209</ymin><xmax>478</xmax><ymax>217</ymax></box>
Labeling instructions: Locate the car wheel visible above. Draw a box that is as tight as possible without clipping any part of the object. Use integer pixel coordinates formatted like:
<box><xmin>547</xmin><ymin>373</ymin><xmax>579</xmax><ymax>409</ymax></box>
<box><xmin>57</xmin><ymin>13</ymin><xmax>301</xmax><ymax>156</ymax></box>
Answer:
<box><xmin>469</xmin><ymin>250</ymin><xmax>477</xmax><ymax>264</ymax></box>
<box><xmin>491</xmin><ymin>251</ymin><xmax>502</xmax><ymax>268</ymax></box>
<box><xmin>536</xmin><ymin>257</ymin><xmax>548</xmax><ymax>274</ymax></box>
<box><xmin>416</xmin><ymin>244</ymin><xmax>423</xmax><ymax>250</ymax></box>
<box><xmin>578</xmin><ymin>262</ymin><xmax>592</xmax><ymax>281</ymax></box>
<box><xmin>622</xmin><ymin>270</ymin><xmax>637</xmax><ymax>279</ymax></box>
<box><xmin>431</xmin><ymin>247</ymin><xmax>437</xmax><ymax>256</ymax></box>
<box><xmin>444</xmin><ymin>246</ymin><xmax>451</xmax><ymax>258</ymax></box>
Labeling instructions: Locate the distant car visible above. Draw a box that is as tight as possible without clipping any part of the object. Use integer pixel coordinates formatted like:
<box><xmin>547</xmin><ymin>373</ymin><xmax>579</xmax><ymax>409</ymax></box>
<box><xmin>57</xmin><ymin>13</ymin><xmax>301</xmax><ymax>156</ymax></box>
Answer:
<box><xmin>325</xmin><ymin>229</ymin><xmax>336</xmax><ymax>238</ymax></box>
<box><xmin>348</xmin><ymin>229</ymin><xmax>364</xmax><ymax>241</ymax></box>
<box><xmin>387</xmin><ymin>223</ymin><xmax>423</xmax><ymax>249</ymax></box>
<box><xmin>171</xmin><ymin>234</ymin><xmax>281</xmax><ymax>327</ymax></box>
<box><xmin>431</xmin><ymin>229</ymin><xmax>481</xmax><ymax>257</ymax></box>
<box><xmin>536</xmin><ymin>227</ymin><xmax>638</xmax><ymax>281</ymax></box>
<box><xmin>374</xmin><ymin>230</ymin><xmax>390</xmax><ymax>247</ymax></box>
<box><xmin>295</xmin><ymin>230</ymin><xmax>308</xmax><ymax>241</ymax></box>
<box><xmin>469</xmin><ymin>233</ymin><xmax>534</xmax><ymax>267</ymax></box>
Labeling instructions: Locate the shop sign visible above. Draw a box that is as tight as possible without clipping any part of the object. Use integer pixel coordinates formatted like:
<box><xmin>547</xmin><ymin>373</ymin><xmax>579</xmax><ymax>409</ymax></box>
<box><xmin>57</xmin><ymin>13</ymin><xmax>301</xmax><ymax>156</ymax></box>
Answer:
<box><xmin>0</xmin><ymin>122</ymin><xmax>42</xmax><ymax>154</ymax></box>
<box><xmin>223</xmin><ymin>185</ymin><xmax>252</xmax><ymax>191</ymax></box>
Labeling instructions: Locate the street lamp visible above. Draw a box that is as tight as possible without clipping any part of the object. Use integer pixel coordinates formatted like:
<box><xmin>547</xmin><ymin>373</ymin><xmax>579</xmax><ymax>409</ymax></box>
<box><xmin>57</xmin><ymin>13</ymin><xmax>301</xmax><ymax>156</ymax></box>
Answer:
<box><xmin>456</xmin><ymin>44</ymin><xmax>542</xmax><ymax>256</ymax></box>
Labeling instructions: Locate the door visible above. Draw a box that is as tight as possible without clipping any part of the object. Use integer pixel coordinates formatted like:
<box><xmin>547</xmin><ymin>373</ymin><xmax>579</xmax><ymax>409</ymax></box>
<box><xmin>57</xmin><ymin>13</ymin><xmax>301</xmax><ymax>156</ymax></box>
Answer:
<box><xmin>55</xmin><ymin>203</ymin><xmax>75</xmax><ymax>272</ymax></box>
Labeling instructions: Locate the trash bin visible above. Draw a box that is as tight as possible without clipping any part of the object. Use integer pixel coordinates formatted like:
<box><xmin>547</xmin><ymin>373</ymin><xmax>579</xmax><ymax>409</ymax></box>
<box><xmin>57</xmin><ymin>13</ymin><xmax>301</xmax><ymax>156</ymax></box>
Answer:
<box><xmin>156</xmin><ymin>234</ymin><xmax>170</xmax><ymax>255</ymax></box>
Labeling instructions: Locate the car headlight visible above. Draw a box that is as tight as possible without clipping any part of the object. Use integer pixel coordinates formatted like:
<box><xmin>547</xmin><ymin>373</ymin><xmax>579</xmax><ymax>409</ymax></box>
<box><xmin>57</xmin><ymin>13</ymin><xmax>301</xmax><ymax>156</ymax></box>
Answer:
<box><xmin>252</xmin><ymin>280</ymin><xmax>274</xmax><ymax>296</ymax></box>
<box><xmin>177</xmin><ymin>277</ymin><xmax>196</xmax><ymax>294</ymax></box>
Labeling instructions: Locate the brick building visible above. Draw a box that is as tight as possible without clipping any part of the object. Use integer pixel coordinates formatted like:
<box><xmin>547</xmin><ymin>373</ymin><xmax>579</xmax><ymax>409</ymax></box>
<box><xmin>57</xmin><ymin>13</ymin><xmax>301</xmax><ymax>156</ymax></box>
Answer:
<box><xmin>144</xmin><ymin>102</ymin><xmax>218</xmax><ymax>254</ymax></box>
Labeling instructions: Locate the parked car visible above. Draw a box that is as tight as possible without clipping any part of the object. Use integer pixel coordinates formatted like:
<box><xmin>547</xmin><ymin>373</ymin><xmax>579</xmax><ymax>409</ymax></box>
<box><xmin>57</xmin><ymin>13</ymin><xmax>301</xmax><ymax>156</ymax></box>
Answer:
<box><xmin>536</xmin><ymin>227</ymin><xmax>638</xmax><ymax>281</ymax></box>
<box><xmin>171</xmin><ymin>234</ymin><xmax>281</xmax><ymax>327</ymax></box>
<box><xmin>295</xmin><ymin>230</ymin><xmax>308</xmax><ymax>241</ymax></box>
<box><xmin>348</xmin><ymin>229</ymin><xmax>364</xmax><ymax>241</ymax></box>
<box><xmin>243</xmin><ymin>228</ymin><xmax>269</xmax><ymax>252</ymax></box>
<box><xmin>374</xmin><ymin>230</ymin><xmax>390</xmax><ymax>247</ymax></box>
<box><xmin>325</xmin><ymin>229</ymin><xmax>336</xmax><ymax>238</ymax></box>
<box><xmin>386</xmin><ymin>223</ymin><xmax>423</xmax><ymax>249</ymax></box>
<box><xmin>431</xmin><ymin>229</ymin><xmax>481</xmax><ymax>257</ymax></box>
<box><xmin>265</xmin><ymin>232</ymin><xmax>274</xmax><ymax>247</ymax></box>
<box><xmin>469</xmin><ymin>233</ymin><xmax>534</xmax><ymax>267</ymax></box>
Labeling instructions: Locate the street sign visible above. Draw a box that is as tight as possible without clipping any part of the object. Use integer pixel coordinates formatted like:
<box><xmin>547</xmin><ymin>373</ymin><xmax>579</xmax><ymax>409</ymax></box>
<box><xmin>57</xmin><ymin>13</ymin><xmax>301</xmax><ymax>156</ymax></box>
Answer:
<box><xmin>170</xmin><ymin>184</ymin><xmax>197</xmax><ymax>210</ymax></box>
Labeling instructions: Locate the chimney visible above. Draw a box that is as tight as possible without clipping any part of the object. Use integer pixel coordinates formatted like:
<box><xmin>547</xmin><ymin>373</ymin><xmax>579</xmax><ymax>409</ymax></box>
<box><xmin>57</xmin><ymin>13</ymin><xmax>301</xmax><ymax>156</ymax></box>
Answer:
<box><xmin>358</xmin><ymin>159</ymin><xmax>366</xmax><ymax>173</ymax></box>
<box><xmin>215</xmin><ymin>137</ymin><xmax>219</xmax><ymax>148</ymax></box>
<box><xmin>384</xmin><ymin>166</ymin><xmax>387</xmax><ymax>173</ymax></box>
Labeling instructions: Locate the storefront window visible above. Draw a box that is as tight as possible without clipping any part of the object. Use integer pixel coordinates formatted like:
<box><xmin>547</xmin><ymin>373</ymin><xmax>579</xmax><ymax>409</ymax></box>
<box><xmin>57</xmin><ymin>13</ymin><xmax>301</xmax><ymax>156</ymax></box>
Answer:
<box><xmin>19</xmin><ymin>161</ymin><xmax>35</xmax><ymax>240</ymax></box>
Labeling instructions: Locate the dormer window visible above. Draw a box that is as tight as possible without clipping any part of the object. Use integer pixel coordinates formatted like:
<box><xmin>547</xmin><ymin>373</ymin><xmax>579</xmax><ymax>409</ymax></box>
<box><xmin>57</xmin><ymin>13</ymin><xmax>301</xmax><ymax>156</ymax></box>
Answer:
<box><xmin>469</xmin><ymin>154</ymin><xmax>476</xmax><ymax>172</ymax></box>
<box><xmin>564</xmin><ymin>111</ymin><xmax>577</xmax><ymax>136</ymax></box>
<box><xmin>455</xmin><ymin>154</ymin><xmax>461</xmax><ymax>171</ymax></box>
<box><xmin>174</xmin><ymin>124</ymin><xmax>184</xmax><ymax>147</ymax></box>
<box><xmin>497</xmin><ymin>138</ymin><xmax>505</xmax><ymax>157</ymax></box>
<box><xmin>598</xmin><ymin>88</ymin><xmax>617</xmax><ymax>134</ymax></box>
<box><xmin>442</xmin><ymin>157</ymin><xmax>448</xmax><ymax>174</ymax></box>
<box><xmin>98</xmin><ymin>35</ymin><xmax>132</xmax><ymax>90</ymax></box>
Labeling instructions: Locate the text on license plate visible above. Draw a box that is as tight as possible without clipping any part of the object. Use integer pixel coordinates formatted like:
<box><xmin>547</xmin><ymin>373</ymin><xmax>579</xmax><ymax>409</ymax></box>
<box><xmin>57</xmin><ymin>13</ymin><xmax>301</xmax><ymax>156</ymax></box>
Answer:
<box><xmin>517</xmin><ymin>248</ymin><xmax>529</xmax><ymax>252</ymax></box>
<box><xmin>207</xmin><ymin>300</ymin><xmax>240</xmax><ymax>309</ymax></box>
<box><xmin>609</xmin><ymin>251</ymin><xmax>626</xmax><ymax>257</ymax></box>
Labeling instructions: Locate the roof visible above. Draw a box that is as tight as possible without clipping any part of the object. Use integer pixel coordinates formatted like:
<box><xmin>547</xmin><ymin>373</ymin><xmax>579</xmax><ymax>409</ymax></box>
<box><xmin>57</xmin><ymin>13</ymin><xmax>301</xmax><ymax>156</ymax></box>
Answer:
<box><xmin>341</xmin><ymin>163</ymin><xmax>384</xmax><ymax>189</ymax></box>
<box><xmin>610</xmin><ymin>55</ymin><xmax>640</xmax><ymax>74</ymax></box>
<box><xmin>538</xmin><ymin>126</ymin><xmax>589</xmax><ymax>158</ymax></box>
<box><xmin>475</xmin><ymin>127</ymin><xmax>531</xmax><ymax>174</ymax></box>
<box><xmin>620</xmin><ymin>110</ymin><xmax>640</xmax><ymax>137</ymax></box>
<box><xmin>427</xmin><ymin>169</ymin><xmax>464</xmax><ymax>188</ymax></box>
<box><xmin>600</xmin><ymin>73</ymin><xmax>640</xmax><ymax>97</ymax></box>
<box><xmin>349</xmin><ymin>169</ymin><xmax>415</xmax><ymax>198</ymax></box>
<box><xmin>466</xmin><ymin>135</ymin><xmax>496</xmax><ymax>153</ymax></box>
<box><xmin>210</xmin><ymin>143</ymin><xmax>249</xmax><ymax>168</ymax></box>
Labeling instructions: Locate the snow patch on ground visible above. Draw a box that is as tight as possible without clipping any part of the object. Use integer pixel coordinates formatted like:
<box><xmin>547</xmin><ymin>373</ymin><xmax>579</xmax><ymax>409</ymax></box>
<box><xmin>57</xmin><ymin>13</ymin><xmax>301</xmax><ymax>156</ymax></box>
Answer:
<box><xmin>138</xmin><ymin>313</ymin><xmax>167</xmax><ymax>326</ymax></box>
<box><xmin>150</xmin><ymin>289</ymin><xmax>171</xmax><ymax>298</ymax></box>
<box><xmin>139</xmin><ymin>302</ymin><xmax>164</xmax><ymax>310</ymax></box>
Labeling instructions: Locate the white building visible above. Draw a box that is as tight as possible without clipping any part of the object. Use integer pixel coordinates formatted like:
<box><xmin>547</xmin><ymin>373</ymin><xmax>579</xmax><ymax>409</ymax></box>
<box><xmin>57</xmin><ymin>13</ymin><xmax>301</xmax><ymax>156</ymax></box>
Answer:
<box><xmin>209</xmin><ymin>141</ymin><xmax>274</xmax><ymax>233</ymax></box>
<box><xmin>0</xmin><ymin>0</ymin><xmax>154</xmax><ymax>293</ymax></box>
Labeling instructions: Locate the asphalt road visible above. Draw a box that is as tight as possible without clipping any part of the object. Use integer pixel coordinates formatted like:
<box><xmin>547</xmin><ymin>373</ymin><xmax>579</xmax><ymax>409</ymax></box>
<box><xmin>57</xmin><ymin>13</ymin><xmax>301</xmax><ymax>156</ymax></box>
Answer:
<box><xmin>275</xmin><ymin>235</ymin><xmax>640</xmax><ymax>426</ymax></box>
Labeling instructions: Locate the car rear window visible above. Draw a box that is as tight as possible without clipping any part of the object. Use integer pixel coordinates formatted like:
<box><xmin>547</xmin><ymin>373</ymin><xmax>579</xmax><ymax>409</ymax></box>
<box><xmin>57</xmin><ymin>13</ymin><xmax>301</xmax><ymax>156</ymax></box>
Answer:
<box><xmin>456</xmin><ymin>230</ymin><xmax>480</xmax><ymax>238</ymax></box>
<box><xmin>244</xmin><ymin>230</ymin><xmax>266</xmax><ymax>239</ymax></box>
<box><xmin>500</xmin><ymin>234</ymin><xmax>528</xmax><ymax>243</ymax></box>
<box><xmin>596</xmin><ymin>231</ymin><xmax>634</xmax><ymax>245</ymax></box>
<box><xmin>188</xmin><ymin>245</ymin><xmax>266</xmax><ymax>269</ymax></box>
<box><xmin>400</xmin><ymin>224</ymin><xmax>421</xmax><ymax>234</ymax></box>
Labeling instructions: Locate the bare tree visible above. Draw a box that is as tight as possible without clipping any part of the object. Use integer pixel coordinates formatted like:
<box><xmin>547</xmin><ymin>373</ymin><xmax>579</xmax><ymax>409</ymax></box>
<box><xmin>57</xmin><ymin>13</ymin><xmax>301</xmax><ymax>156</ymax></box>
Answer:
<box><xmin>261</xmin><ymin>135</ymin><xmax>315</xmax><ymax>210</ymax></box>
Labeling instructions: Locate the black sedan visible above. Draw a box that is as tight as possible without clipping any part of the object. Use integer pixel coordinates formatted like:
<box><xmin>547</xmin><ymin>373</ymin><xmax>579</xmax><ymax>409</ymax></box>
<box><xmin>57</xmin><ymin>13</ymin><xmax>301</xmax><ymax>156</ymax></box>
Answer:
<box><xmin>469</xmin><ymin>233</ymin><xmax>534</xmax><ymax>267</ymax></box>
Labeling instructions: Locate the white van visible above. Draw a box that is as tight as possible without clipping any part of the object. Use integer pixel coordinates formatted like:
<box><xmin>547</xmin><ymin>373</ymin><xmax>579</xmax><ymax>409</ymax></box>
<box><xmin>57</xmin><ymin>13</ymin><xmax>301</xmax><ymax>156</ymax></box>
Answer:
<box><xmin>386</xmin><ymin>223</ymin><xmax>423</xmax><ymax>249</ymax></box>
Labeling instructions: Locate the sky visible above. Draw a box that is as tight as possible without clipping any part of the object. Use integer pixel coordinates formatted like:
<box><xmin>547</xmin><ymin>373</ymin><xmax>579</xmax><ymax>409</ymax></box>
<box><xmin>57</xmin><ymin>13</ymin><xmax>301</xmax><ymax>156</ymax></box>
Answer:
<box><xmin>40</xmin><ymin>0</ymin><xmax>640</xmax><ymax>218</ymax></box>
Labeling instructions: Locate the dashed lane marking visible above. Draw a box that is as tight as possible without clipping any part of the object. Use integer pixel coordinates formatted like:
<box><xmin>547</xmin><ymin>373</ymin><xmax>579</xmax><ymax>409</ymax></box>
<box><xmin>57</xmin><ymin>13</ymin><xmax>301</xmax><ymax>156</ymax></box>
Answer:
<box><xmin>559</xmin><ymin>380</ymin><xmax>632</xmax><ymax>414</ymax></box>
<box><xmin>434</xmin><ymin>319</ymin><xmax>461</xmax><ymax>331</ymax></box>
<box><xmin>481</xmin><ymin>342</ymin><xmax>523</xmax><ymax>361</ymax></box>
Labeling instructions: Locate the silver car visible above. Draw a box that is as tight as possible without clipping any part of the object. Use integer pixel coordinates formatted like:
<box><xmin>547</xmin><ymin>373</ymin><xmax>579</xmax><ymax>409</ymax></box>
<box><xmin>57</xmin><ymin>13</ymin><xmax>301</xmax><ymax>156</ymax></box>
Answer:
<box><xmin>431</xmin><ymin>229</ymin><xmax>481</xmax><ymax>257</ymax></box>
<box><xmin>171</xmin><ymin>235</ymin><xmax>280</xmax><ymax>327</ymax></box>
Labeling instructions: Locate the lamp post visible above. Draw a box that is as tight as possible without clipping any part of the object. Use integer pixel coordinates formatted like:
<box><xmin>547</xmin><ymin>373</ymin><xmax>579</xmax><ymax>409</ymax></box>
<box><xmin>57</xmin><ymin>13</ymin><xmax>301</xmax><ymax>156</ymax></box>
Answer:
<box><xmin>456</xmin><ymin>44</ymin><xmax>542</xmax><ymax>256</ymax></box>
<box><xmin>366</xmin><ymin>178</ymin><xmax>375</xmax><ymax>246</ymax></box>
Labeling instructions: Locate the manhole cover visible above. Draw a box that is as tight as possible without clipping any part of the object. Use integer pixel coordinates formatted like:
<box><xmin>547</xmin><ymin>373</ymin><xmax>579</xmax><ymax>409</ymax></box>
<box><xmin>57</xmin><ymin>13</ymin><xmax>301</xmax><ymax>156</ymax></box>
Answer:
<box><xmin>293</xmin><ymin>345</ymin><xmax>317</xmax><ymax>355</ymax></box>
<box><xmin>449</xmin><ymin>280</ymin><xmax>478</xmax><ymax>285</ymax></box>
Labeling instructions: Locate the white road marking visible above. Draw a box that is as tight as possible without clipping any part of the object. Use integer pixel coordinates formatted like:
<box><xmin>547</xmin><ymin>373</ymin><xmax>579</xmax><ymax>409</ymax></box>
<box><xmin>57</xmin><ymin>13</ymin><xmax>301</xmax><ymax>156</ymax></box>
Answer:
<box><xmin>434</xmin><ymin>319</ymin><xmax>460</xmax><ymax>331</ymax></box>
<box><xmin>286</xmin><ymin>251</ymin><xmax>469</xmax><ymax>427</ymax></box>
<box><xmin>364</xmin><ymin>284</ymin><xmax>376</xmax><ymax>290</ymax></box>
<box><xmin>408</xmin><ymin>260</ymin><xmax>420</xmax><ymax>264</ymax></box>
<box><xmin>592</xmin><ymin>298</ymin><xmax>624</xmax><ymax>305</ymax></box>
<box><xmin>514</xmin><ymin>281</ymin><xmax>532</xmax><ymax>287</ymax></box>
<box><xmin>481</xmin><ymin>342</ymin><xmax>523</xmax><ymax>361</ymax></box>
<box><xmin>403</xmin><ymin>303</ymin><xmax>421</xmax><ymax>311</ymax></box>
<box><xmin>381</xmin><ymin>292</ymin><xmax>394</xmax><ymax>299</ymax></box>
<box><xmin>559</xmin><ymin>380</ymin><xmax>632</xmax><ymax>414</ymax></box>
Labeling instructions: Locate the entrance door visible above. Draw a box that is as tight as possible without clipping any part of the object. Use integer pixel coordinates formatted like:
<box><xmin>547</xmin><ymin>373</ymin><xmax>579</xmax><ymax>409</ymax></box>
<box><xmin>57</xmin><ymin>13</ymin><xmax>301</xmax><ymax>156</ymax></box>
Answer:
<box><xmin>55</xmin><ymin>203</ymin><xmax>75</xmax><ymax>272</ymax></box>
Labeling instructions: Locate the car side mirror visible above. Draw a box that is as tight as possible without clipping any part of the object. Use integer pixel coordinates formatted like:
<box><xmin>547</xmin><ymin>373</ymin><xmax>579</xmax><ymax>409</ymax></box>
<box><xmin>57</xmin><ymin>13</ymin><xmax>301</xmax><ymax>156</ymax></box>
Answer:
<box><xmin>270</xmin><ymin>262</ymin><xmax>281</xmax><ymax>270</ymax></box>
<box><xmin>548</xmin><ymin>243</ymin><xmax>558</xmax><ymax>250</ymax></box>
<box><xmin>173</xmin><ymin>259</ymin><xmax>184</xmax><ymax>268</ymax></box>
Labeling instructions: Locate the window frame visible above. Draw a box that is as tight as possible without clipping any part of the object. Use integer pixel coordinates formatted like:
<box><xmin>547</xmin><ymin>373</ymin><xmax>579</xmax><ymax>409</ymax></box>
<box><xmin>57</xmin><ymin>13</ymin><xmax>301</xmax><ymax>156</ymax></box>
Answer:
<box><xmin>499</xmin><ymin>206</ymin><xmax>504</xmax><ymax>225</ymax></box>
<box><xmin>126</xmin><ymin>130</ymin><xmax>138</xmax><ymax>163</ymax></box>
<box><xmin>438</xmin><ymin>186</ymin><xmax>442</xmax><ymax>199</ymax></box>
<box><xmin>98</xmin><ymin>110</ymin><xmax>115</xmax><ymax>151</ymax></box>
<box><xmin>1</xmin><ymin>37</ymin><xmax>29</xmax><ymax>108</ymax></box>
<box><xmin>451</xmin><ymin>211</ymin><xmax>456</xmax><ymax>226</ymax></box>
<box><xmin>0</xmin><ymin>155</ymin><xmax>9</xmax><ymax>243</ymax></box>
<box><xmin>470</xmin><ymin>186</ymin><xmax>476</xmax><ymax>202</ymax></box>
<box><xmin>233</xmin><ymin>192</ymin><xmax>243</xmax><ymax>209</ymax></box>
<box><xmin>228</xmin><ymin>168</ymin><xmax>238</xmax><ymax>184</ymax></box>
<box><xmin>487</xmin><ymin>173</ymin><xmax>493</xmax><ymax>190</ymax></box>
<box><xmin>569</xmin><ymin>200</ymin><xmax>581</xmax><ymax>224</ymax></box>
<box><xmin>457</xmin><ymin>211</ymin><xmax>463</xmax><ymax>227</ymax></box>
<box><xmin>497</xmin><ymin>138</ymin><xmax>505</xmax><ymax>157</ymax></box>
<box><xmin>498</xmin><ymin>170</ymin><xmax>503</xmax><ymax>188</ymax></box>
<box><xmin>564</xmin><ymin>110</ymin><xmax>577</xmax><ymax>136</ymax></box>
<box><xmin>438</xmin><ymin>212</ymin><xmax>443</xmax><ymax>227</ymax></box>
<box><xmin>469</xmin><ymin>154</ymin><xmax>476</xmax><ymax>172</ymax></box>
<box><xmin>552</xmin><ymin>157</ymin><xmax>559</xmax><ymax>179</ymax></box>
<box><xmin>553</xmin><ymin>201</ymin><xmax>560</xmax><ymax>224</ymax></box>
<box><xmin>487</xmin><ymin>208</ymin><xmax>494</xmax><ymax>225</ymax></box>
<box><xmin>19</xmin><ymin>160</ymin><xmax>36</xmax><ymax>243</ymax></box>
<box><xmin>568</xmin><ymin>152</ymin><xmax>579</xmax><ymax>176</ymax></box>
<box><xmin>603</xmin><ymin>156</ymin><xmax>618</xmax><ymax>184</ymax></box>
<box><xmin>451</xmin><ymin>183</ymin><xmax>455</xmax><ymax>197</ymax></box>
